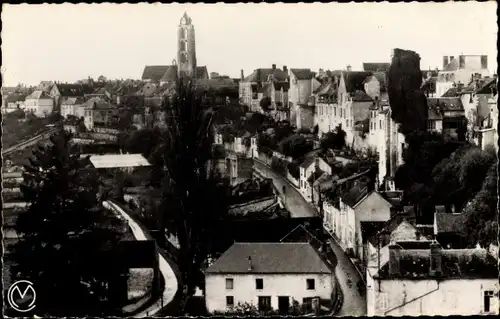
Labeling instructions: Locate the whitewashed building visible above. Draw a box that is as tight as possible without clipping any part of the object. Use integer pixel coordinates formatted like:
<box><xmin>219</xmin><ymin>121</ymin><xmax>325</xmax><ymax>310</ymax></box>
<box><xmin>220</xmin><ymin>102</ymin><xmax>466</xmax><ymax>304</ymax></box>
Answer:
<box><xmin>61</xmin><ymin>97</ymin><xmax>86</xmax><ymax>119</ymax></box>
<box><xmin>436</xmin><ymin>55</ymin><xmax>490</xmax><ymax>97</ymax></box>
<box><xmin>24</xmin><ymin>90</ymin><xmax>54</xmax><ymax>117</ymax></box>
<box><xmin>299</xmin><ymin>156</ymin><xmax>332</xmax><ymax>202</ymax></box>
<box><xmin>204</xmin><ymin>242</ymin><xmax>334</xmax><ymax>314</ymax></box>
<box><xmin>366</xmin><ymin>242</ymin><xmax>499</xmax><ymax>316</ymax></box>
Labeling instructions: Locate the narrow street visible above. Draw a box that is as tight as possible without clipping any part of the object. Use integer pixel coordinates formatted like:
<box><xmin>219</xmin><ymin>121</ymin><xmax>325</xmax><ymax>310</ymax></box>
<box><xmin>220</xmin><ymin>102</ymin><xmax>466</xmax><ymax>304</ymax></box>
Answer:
<box><xmin>253</xmin><ymin>159</ymin><xmax>367</xmax><ymax>316</ymax></box>
<box><xmin>253</xmin><ymin>159</ymin><xmax>317</xmax><ymax>218</ymax></box>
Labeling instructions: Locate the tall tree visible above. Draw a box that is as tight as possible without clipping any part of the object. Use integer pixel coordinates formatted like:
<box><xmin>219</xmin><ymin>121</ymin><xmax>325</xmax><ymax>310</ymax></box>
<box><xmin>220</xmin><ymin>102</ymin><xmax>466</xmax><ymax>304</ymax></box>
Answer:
<box><xmin>387</xmin><ymin>48</ymin><xmax>428</xmax><ymax>134</ymax></box>
<box><xmin>12</xmin><ymin>130</ymin><xmax>126</xmax><ymax>317</ymax></box>
<box><xmin>159</xmin><ymin>80</ymin><xmax>229</xmax><ymax>302</ymax></box>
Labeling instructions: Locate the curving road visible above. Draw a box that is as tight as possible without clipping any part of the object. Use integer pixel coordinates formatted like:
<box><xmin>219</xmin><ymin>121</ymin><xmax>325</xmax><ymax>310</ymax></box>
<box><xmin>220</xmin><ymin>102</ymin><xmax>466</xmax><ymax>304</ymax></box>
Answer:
<box><xmin>104</xmin><ymin>201</ymin><xmax>178</xmax><ymax>318</ymax></box>
<box><xmin>253</xmin><ymin>159</ymin><xmax>317</xmax><ymax>218</ymax></box>
<box><xmin>252</xmin><ymin>159</ymin><xmax>367</xmax><ymax>316</ymax></box>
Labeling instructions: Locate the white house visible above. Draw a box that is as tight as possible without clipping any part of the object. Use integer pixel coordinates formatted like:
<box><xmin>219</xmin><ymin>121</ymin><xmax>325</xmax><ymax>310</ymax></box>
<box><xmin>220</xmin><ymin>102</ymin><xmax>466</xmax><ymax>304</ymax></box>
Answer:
<box><xmin>299</xmin><ymin>156</ymin><xmax>332</xmax><ymax>202</ymax></box>
<box><xmin>204</xmin><ymin>242</ymin><xmax>334</xmax><ymax>314</ymax></box>
<box><xmin>323</xmin><ymin>188</ymin><xmax>392</xmax><ymax>258</ymax></box>
<box><xmin>60</xmin><ymin>97</ymin><xmax>86</xmax><ymax>119</ymax></box>
<box><xmin>436</xmin><ymin>55</ymin><xmax>490</xmax><ymax>97</ymax></box>
<box><xmin>366</xmin><ymin>242</ymin><xmax>499</xmax><ymax>316</ymax></box>
<box><xmin>23</xmin><ymin>90</ymin><xmax>54</xmax><ymax>117</ymax></box>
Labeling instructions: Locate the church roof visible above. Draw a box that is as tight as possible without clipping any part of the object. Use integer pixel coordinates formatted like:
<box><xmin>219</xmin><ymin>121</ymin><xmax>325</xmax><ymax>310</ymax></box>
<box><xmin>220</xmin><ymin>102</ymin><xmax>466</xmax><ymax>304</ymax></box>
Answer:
<box><xmin>142</xmin><ymin>65</ymin><xmax>170</xmax><ymax>82</ymax></box>
<box><xmin>161</xmin><ymin>65</ymin><xmax>178</xmax><ymax>83</ymax></box>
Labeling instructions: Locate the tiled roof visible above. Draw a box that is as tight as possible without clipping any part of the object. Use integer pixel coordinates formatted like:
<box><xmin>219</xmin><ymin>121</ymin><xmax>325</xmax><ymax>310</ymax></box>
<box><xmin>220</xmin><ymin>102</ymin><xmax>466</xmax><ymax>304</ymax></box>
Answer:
<box><xmin>376</xmin><ymin>248</ymin><xmax>498</xmax><ymax>279</ymax></box>
<box><xmin>61</xmin><ymin>97</ymin><xmax>85</xmax><ymax>105</ymax></box>
<box><xmin>352</xmin><ymin>90</ymin><xmax>373</xmax><ymax>102</ymax></box>
<box><xmin>435</xmin><ymin>213</ymin><xmax>466</xmax><ymax>234</ymax></box>
<box><xmin>205</xmin><ymin>242</ymin><xmax>332</xmax><ymax>274</ymax></box>
<box><xmin>427</xmin><ymin>97</ymin><xmax>464</xmax><ymax>112</ymax></box>
<box><xmin>4</xmin><ymin>93</ymin><xmax>27</xmax><ymax>103</ymax></box>
<box><xmin>441</xmin><ymin>87</ymin><xmax>459</xmax><ymax>97</ymax></box>
<box><xmin>363</xmin><ymin>63</ymin><xmax>390</xmax><ymax>72</ymax></box>
<box><xmin>316</xmin><ymin>82</ymin><xmax>338</xmax><ymax>97</ymax></box>
<box><xmin>243</xmin><ymin>68</ymin><xmax>288</xmax><ymax>82</ymax></box>
<box><xmin>160</xmin><ymin>65</ymin><xmax>178</xmax><ymax>83</ymax></box>
<box><xmin>344</xmin><ymin>71</ymin><xmax>373</xmax><ymax>93</ymax></box>
<box><xmin>195</xmin><ymin>78</ymin><xmax>238</xmax><ymax>89</ymax></box>
<box><xmin>341</xmin><ymin>182</ymin><xmax>369</xmax><ymax>207</ymax></box>
<box><xmin>55</xmin><ymin>83</ymin><xmax>94</xmax><ymax>97</ymax></box>
<box><xmin>142</xmin><ymin>65</ymin><xmax>170</xmax><ymax>82</ymax></box>
<box><xmin>196</xmin><ymin>66</ymin><xmax>209</xmax><ymax>79</ymax></box>
<box><xmin>475</xmin><ymin>77</ymin><xmax>497</xmax><ymax>95</ymax></box>
<box><xmin>307</xmin><ymin>168</ymin><xmax>326</xmax><ymax>185</ymax></box>
<box><xmin>442</xmin><ymin>58</ymin><xmax>459</xmax><ymax>72</ymax></box>
<box><xmin>291</xmin><ymin>68</ymin><xmax>315</xmax><ymax>80</ymax></box>
<box><xmin>360</xmin><ymin>221</ymin><xmax>386</xmax><ymax>244</ymax></box>
<box><xmin>26</xmin><ymin>90</ymin><xmax>52</xmax><ymax>100</ymax></box>
<box><xmin>228</xmin><ymin>197</ymin><xmax>277</xmax><ymax>216</ymax></box>
<box><xmin>300</xmin><ymin>156</ymin><xmax>316</xmax><ymax>169</ymax></box>
<box><xmin>84</xmin><ymin>97</ymin><xmax>117</xmax><ymax>110</ymax></box>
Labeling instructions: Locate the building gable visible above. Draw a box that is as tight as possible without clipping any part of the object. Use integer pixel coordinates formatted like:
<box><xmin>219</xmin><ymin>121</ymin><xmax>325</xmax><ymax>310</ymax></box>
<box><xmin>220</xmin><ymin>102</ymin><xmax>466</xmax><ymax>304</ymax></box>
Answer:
<box><xmin>353</xmin><ymin>191</ymin><xmax>392</xmax><ymax>221</ymax></box>
<box><xmin>390</xmin><ymin>220</ymin><xmax>419</xmax><ymax>243</ymax></box>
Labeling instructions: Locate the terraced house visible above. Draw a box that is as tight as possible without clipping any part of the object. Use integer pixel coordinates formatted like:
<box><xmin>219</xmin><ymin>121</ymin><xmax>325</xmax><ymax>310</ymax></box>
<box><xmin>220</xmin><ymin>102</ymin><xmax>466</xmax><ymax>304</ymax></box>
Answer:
<box><xmin>239</xmin><ymin>65</ymin><xmax>288</xmax><ymax>112</ymax></box>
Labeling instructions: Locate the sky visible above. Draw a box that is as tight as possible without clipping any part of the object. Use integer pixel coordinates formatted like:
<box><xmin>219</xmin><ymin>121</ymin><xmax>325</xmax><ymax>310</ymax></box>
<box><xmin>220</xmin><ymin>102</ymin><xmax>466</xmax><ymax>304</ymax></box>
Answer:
<box><xmin>2</xmin><ymin>2</ymin><xmax>497</xmax><ymax>86</ymax></box>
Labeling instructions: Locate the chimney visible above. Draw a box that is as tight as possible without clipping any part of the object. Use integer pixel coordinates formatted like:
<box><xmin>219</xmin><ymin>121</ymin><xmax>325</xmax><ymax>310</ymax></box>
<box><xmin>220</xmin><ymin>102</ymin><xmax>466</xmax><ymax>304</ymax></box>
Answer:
<box><xmin>248</xmin><ymin>256</ymin><xmax>252</xmax><ymax>271</ymax></box>
<box><xmin>272</xmin><ymin>64</ymin><xmax>276</xmax><ymax>70</ymax></box>
<box><xmin>429</xmin><ymin>242</ymin><xmax>443</xmax><ymax>276</ymax></box>
<box><xmin>388</xmin><ymin>244</ymin><xmax>401</xmax><ymax>276</ymax></box>
<box><xmin>443</xmin><ymin>56</ymin><xmax>449</xmax><ymax>68</ymax></box>
<box><xmin>241</xmin><ymin>69</ymin><xmax>244</xmax><ymax>81</ymax></box>
<box><xmin>346</xmin><ymin>65</ymin><xmax>352</xmax><ymax>72</ymax></box>
<box><xmin>283</xmin><ymin>65</ymin><xmax>288</xmax><ymax>73</ymax></box>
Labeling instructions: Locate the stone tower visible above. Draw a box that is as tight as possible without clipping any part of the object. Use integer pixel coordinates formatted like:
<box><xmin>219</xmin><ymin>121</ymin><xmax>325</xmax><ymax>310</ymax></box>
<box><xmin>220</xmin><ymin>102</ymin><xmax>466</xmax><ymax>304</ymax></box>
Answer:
<box><xmin>177</xmin><ymin>12</ymin><xmax>197</xmax><ymax>79</ymax></box>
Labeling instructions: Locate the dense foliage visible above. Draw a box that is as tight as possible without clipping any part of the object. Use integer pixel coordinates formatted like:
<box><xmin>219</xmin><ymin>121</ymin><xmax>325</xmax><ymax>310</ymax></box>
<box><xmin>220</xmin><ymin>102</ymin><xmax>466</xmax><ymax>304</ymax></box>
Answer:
<box><xmin>159</xmin><ymin>80</ymin><xmax>230</xmax><ymax>305</ymax></box>
<box><xmin>280</xmin><ymin>134</ymin><xmax>314</xmax><ymax>159</ymax></box>
<box><xmin>13</xmin><ymin>130</ymin><xmax>126</xmax><ymax>316</ymax></box>
<box><xmin>387</xmin><ymin>48</ymin><xmax>428</xmax><ymax>134</ymax></box>
<box><xmin>320</xmin><ymin>125</ymin><xmax>347</xmax><ymax>150</ymax></box>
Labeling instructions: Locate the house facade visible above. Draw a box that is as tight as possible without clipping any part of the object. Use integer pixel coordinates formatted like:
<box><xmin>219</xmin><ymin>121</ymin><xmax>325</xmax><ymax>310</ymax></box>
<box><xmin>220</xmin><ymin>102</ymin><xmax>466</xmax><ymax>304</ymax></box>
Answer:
<box><xmin>366</xmin><ymin>244</ymin><xmax>499</xmax><ymax>316</ymax></box>
<box><xmin>205</xmin><ymin>242</ymin><xmax>334</xmax><ymax>314</ymax></box>
<box><xmin>24</xmin><ymin>90</ymin><xmax>54</xmax><ymax>117</ymax></box>
<box><xmin>60</xmin><ymin>97</ymin><xmax>85</xmax><ymax>119</ymax></box>
<box><xmin>289</xmin><ymin>69</ymin><xmax>320</xmax><ymax>125</ymax></box>
<box><xmin>83</xmin><ymin>98</ymin><xmax>118</xmax><ymax>130</ymax></box>
<box><xmin>299</xmin><ymin>157</ymin><xmax>331</xmax><ymax>202</ymax></box>
<box><xmin>436</xmin><ymin>55</ymin><xmax>490</xmax><ymax>97</ymax></box>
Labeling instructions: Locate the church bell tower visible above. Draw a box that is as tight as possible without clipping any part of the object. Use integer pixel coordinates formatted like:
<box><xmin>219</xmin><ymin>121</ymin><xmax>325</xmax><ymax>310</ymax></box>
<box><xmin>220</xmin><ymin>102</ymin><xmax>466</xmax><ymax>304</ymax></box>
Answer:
<box><xmin>177</xmin><ymin>12</ymin><xmax>197</xmax><ymax>79</ymax></box>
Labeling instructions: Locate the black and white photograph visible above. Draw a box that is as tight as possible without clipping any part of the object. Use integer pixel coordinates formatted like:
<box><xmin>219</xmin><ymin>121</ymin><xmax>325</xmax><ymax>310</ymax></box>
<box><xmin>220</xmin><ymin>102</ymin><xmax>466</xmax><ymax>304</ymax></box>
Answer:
<box><xmin>1</xmin><ymin>2</ymin><xmax>498</xmax><ymax>317</ymax></box>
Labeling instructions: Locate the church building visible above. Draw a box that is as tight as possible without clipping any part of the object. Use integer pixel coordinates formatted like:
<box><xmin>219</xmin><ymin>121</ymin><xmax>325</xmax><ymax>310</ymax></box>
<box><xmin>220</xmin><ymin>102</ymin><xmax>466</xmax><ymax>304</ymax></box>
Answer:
<box><xmin>141</xmin><ymin>12</ymin><xmax>209</xmax><ymax>84</ymax></box>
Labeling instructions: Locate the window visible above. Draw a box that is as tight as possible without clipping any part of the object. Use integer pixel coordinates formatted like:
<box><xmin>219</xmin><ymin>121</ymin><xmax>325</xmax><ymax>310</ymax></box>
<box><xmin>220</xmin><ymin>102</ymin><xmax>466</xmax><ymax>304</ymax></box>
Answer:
<box><xmin>179</xmin><ymin>40</ymin><xmax>187</xmax><ymax>51</ymax></box>
<box><xmin>306</xmin><ymin>278</ymin><xmax>315</xmax><ymax>290</ymax></box>
<box><xmin>379</xmin><ymin>120</ymin><xmax>382</xmax><ymax>130</ymax></box>
<box><xmin>427</xmin><ymin>120</ymin><xmax>436</xmax><ymax>130</ymax></box>
<box><xmin>226</xmin><ymin>296</ymin><xmax>234</xmax><ymax>308</ymax></box>
<box><xmin>258</xmin><ymin>296</ymin><xmax>271</xmax><ymax>312</ymax></box>
<box><xmin>256</xmin><ymin>278</ymin><xmax>263</xmax><ymax>290</ymax></box>
<box><xmin>225</xmin><ymin>278</ymin><xmax>234</xmax><ymax>290</ymax></box>
<box><xmin>484</xmin><ymin>290</ymin><xmax>494</xmax><ymax>312</ymax></box>
<box><xmin>378</xmin><ymin>293</ymin><xmax>388</xmax><ymax>310</ymax></box>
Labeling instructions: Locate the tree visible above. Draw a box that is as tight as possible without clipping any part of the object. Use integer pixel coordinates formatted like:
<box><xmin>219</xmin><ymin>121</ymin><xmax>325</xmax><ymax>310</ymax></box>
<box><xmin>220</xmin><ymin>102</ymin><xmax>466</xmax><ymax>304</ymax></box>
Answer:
<box><xmin>387</xmin><ymin>48</ymin><xmax>428</xmax><ymax>134</ymax></box>
<box><xmin>320</xmin><ymin>125</ymin><xmax>346</xmax><ymax>150</ymax></box>
<box><xmin>12</xmin><ymin>129</ymin><xmax>126</xmax><ymax>317</ymax></box>
<box><xmin>259</xmin><ymin>96</ymin><xmax>272</xmax><ymax>112</ymax></box>
<box><xmin>159</xmin><ymin>80</ymin><xmax>230</xmax><ymax>304</ymax></box>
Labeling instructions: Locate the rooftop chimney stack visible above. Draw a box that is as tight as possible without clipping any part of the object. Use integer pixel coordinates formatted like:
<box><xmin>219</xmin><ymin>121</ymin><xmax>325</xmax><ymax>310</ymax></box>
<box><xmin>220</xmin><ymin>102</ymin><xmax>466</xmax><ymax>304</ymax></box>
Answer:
<box><xmin>346</xmin><ymin>65</ymin><xmax>352</xmax><ymax>72</ymax></box>
<box><xmin>443</xmin><ymin>56</ymin><xmax>449</xmax><ymax>69</ymax></box>
<box><xmin>388</xmin><ymin>244</ymin><xmax>401</xmax><ymax>276</ymax></box>
<box><xmin>248</xmin><ymin>256</ymin><xmax>253</xmax><ymax>271</ymax></box>
<box><xmin>272</xmin><ymin>64</ymin><xmax>276</xmax><ymax>70</ymax></box>
<box><xmin>429</xmin><ymin>242</ymin><xmax>443</xmax><ymax>276</ymax></box>
<box><xmin>241</xmin><ymin>69</ymin><xmax>244</xmax><ymax>81</ymax></box>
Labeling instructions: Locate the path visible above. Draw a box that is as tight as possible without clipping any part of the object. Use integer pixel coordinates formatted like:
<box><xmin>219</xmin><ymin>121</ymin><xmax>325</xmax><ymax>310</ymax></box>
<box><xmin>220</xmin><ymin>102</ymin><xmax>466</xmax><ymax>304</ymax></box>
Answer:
<box><xmin>253</xmin><ymin>159</ymin><xmax>367</xmax><ymax>316</ymax></box>
<box><xmin>253</xmin><ymin>159</ymin><xmax>317</xmax><ymax>218</ymax></box>
<box><xmin>328</xmin><ymin>237</ymin><xmax>367</xmax><ymax>316</ymax></box>
<box><xmin>2</xmin><ymin>128</ymin><xmax>59</xmax><ymax>156</ymax></box>
<box><xmin>104</xmin><ymin>201</ymin><xmax>178</xmax><ymax>318</ymax></box>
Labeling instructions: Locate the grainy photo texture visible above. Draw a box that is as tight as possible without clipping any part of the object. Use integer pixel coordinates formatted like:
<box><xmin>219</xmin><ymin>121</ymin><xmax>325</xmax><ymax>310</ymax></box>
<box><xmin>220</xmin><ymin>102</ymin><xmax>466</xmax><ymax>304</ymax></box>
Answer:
<box><xmin>1</xmin><ymin>2</ymin><xmax>498</xmax><ymax>317</ymax></box>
